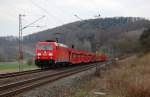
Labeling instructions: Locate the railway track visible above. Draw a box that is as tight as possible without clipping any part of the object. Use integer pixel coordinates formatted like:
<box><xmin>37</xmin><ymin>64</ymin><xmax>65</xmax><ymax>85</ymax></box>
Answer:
<box><xmin>0</xmin><ymin>69</ymin><xmax>43</xmax><ymax>79</ymax></box>
<box><xmin>0</xmin><ymin>63</ymin><xmax>97</xmax><ymax>97</ymax></box>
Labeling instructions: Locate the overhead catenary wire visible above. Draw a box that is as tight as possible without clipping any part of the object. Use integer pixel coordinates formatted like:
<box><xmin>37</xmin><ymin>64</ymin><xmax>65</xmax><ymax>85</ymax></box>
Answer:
<box><xmin>43</xmin><ymin>0</ymin><xmax>75</xmax><ymax>21</ymax></box>
<box><xmin>28</xmin><ymin>0</ymin><xmax>65</xmax><ymax>30</ymax></box>
<box><xmin>22</xmin><ymin>15</ymin><xmax>45</xmax><ymax>30</ymax></box>
<box><xmin>74</xmin><ymin>14</ymin><xmax>83</xmax><ymax>20</ymax></box>
<box><xmin>0</xmin><ymin>0</ymin><xmax>67</xmax><ymax>37</ymax></box>
<box><xmin>29</xmin><ymin>0</ymin><xmax>65</xmax><ymax>24</ymax></box>
<box><xmin>1</xmin><ymin>0</ymin><xmax>87</xmax><ymax>36</ymax></box>
<box><xmin>28</xmin><ymin>0</ymin><xmax>87</xmax><ymax>43</ymax></box>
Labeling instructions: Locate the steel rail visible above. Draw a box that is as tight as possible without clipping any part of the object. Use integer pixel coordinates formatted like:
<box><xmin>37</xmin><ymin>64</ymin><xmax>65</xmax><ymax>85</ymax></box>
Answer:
<box><xmin>0</xmin><ymin>64</ymin><xmax>96</xmax><ymax>97</ymax></box>
<box><xmin>0</xmin><ymin>69</ymin><xmax>42</xmax><ymax>79</ymax></box>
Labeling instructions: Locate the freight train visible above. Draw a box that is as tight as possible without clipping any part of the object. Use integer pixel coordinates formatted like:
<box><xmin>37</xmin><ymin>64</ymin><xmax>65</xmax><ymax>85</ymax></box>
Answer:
<box><xmin>35</xmin><ymin>41</ymin><xmax>107</xmax><ymax>68</ymax></box>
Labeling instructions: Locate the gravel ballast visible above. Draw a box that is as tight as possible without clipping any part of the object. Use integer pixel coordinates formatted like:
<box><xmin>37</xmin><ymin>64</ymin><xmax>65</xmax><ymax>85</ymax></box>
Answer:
<box><xmin>16</xmin><ymin>66</ymin><xmax>97</xmax><ymax>97</ymax></box>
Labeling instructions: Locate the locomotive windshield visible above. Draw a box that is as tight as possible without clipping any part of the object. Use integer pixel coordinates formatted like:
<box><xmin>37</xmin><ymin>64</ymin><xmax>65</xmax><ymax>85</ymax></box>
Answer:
<box><xmin>37</xmin><ymin>44</ymin><xmax>52</xmax><ymax>50</ymax></box>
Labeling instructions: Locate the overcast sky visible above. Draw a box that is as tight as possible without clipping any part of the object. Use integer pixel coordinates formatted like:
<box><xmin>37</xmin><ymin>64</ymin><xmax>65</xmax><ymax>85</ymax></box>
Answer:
<box><xmin>0</xmin><ymin>0</ymin><xmax>150</xmax><ymax>36</ymax></box>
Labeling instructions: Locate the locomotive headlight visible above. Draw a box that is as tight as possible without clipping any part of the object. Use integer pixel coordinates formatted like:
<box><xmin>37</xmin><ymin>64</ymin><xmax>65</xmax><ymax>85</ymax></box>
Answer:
<box><xmin>48</xmin><ymin>53</ymin><xmax>53</xmax><ymax>56</ymax></box>
<box><xmin>37</xmin><ymin>53</ymin><xmax>41</xmax><ymax>56</ymax></box>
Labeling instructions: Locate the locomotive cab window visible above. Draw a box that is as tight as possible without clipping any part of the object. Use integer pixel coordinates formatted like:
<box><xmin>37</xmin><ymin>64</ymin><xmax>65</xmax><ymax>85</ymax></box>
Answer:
<box><xmin>37</xmin><ymin>44</ymin><xmax>52</xmax><ymax>50</ymax></box>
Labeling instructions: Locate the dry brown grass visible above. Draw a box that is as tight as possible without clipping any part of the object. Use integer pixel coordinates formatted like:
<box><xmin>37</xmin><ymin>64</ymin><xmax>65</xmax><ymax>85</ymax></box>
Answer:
<box><xmin>65</xmin><ymin>54</ymin><xmax>150</xmax><ymax>97</ymax></box>
<box><xmin>104</xmin><ymin>54</ymin><xmax>150</xmax><ymax>97</ymax></box>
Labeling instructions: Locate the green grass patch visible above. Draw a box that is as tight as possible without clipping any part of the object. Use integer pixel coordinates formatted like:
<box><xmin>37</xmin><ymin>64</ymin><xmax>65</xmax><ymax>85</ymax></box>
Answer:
<box><xmin>0</xmin><ymin>63</ymin><xmax>38</xmax><ymax>71</ymax></box>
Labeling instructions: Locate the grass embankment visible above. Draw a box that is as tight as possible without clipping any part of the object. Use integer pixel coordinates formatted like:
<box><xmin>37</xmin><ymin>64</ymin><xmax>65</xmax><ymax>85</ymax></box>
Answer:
<box><xmin>0</xmin><ymin>62</ymin><xmax>38</xmax><ymax>73</ymax></box>
<box><xmin>69</xmin><ymin>54</ymin><xmax>150</xmax><ymax>97</ymax></box>
<box><xmin>104</xmin><ymin>54</ymin><xmax>150</xmax><ymax>97</ymax></box>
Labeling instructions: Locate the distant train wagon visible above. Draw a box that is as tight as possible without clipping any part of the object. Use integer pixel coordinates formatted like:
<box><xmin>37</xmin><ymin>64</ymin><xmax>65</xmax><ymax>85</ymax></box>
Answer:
<box><xmin>35</xmin><ymin>41</ymin><xmax>107</xmax><ymax>68</ymax></box>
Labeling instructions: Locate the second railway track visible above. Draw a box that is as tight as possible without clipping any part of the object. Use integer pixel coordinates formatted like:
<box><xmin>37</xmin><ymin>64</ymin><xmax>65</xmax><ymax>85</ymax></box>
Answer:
<box><xmin>0</xmin><ymin>63</ymin><xmax>98</xmax><ymax>97</ymax></box>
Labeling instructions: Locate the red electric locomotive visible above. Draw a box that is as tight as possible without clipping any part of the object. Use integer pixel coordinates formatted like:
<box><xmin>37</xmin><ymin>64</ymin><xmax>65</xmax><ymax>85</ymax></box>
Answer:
<box><xmin>35</xmin><ymin>41</ymin><xmax>107</xmax><ymax>68</ymax></box>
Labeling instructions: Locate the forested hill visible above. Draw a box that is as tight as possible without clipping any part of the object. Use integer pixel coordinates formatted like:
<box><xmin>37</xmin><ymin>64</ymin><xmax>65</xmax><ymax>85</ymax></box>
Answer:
<box><xmin>24</xmin><ymin>17</ymin><xmax>150</xmax><ymax>53</ymax></box>
<box><xmin>0</xmin><ymin>17</ymin><xmax>150</xmax><ymax>61</ymax></box>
